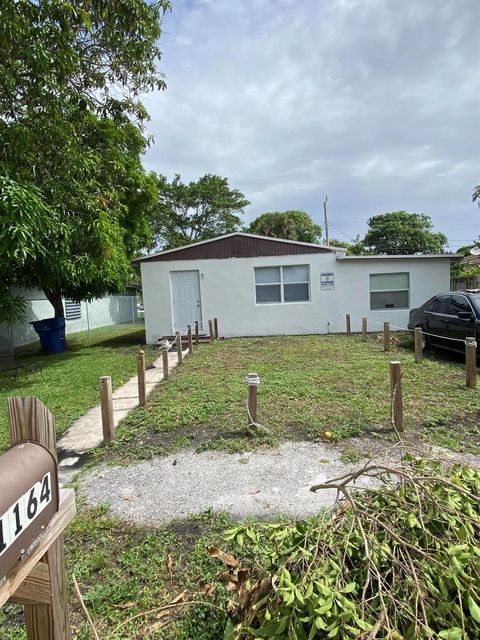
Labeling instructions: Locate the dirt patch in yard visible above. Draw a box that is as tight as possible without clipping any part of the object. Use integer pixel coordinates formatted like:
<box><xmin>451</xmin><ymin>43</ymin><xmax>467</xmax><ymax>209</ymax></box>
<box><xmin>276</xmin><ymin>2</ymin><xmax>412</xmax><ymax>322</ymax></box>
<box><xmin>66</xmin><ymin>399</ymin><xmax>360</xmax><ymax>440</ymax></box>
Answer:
<box><xmin>80</xmin><ymin>439</ymin><xmax>480</xmax><ymax>527</ymax></box>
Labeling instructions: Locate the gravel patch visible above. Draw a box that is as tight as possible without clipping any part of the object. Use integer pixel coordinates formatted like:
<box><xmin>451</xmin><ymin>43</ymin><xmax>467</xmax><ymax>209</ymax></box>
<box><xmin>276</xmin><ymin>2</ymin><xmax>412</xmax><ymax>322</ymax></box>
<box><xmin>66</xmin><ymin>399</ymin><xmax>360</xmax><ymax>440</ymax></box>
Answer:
<box><xmin>80</xmin><ymin>441</ymin><xmax>383</xmax><ymax>524</ymax></box>
<box><xmin>79</xmin><ymin>439</ymin><xmax>480</xmax><ymax>526</ymax></box>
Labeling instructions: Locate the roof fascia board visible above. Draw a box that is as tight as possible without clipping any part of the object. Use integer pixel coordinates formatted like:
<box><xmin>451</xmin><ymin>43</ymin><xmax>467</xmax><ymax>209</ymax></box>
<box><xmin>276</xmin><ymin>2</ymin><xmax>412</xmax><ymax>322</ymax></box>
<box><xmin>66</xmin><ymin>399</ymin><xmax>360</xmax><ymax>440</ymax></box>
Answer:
<box><xmin>336</xmin><ymin>254</ymin><xmax>459</xmax><ymax>260</ymax></box>
<box><xmin>133</xmin><ymin>232</ymin><xmax>340</xmax><ymax>263</ymax></box>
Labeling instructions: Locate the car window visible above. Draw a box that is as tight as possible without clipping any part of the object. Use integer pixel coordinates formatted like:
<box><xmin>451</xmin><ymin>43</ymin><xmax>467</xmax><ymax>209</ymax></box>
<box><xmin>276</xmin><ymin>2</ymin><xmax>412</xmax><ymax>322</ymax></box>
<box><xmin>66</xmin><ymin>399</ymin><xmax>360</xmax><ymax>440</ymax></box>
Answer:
<box><xmin>469</xmin><ymin>293</ymin><xmax>480</xmax><ymax>314</ymax></box>
<box><xmin>469</xmin><ymin>293</ymin><xmax>480</xmax><ymax>313</ymax></box>
<box><xmin>448</xmin><ymin>295</ymin><xmax>473</xmax><ymax>316</ymax></box>
<box><xmin>429</xmin><ymin>295</ymin><xmax>450</xmax><ymax>314</ymax></box>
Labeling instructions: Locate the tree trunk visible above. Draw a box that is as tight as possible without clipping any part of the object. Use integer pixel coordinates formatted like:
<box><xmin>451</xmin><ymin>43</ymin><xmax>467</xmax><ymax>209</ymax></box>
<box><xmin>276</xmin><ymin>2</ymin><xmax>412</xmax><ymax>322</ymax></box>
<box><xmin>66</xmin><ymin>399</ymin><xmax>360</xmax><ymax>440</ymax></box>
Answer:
<box><xmin>44</xmin><ymin>290</ymin><xmax>65</xmax><ymax>318</ymax></box>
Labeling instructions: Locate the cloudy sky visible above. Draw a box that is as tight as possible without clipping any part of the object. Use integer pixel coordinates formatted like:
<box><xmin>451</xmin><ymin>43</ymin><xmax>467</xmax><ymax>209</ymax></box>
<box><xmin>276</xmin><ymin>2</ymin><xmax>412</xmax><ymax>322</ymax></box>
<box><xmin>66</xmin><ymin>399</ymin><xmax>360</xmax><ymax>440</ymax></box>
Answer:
<box><xmin>143</xmin><ymin>0</ymin><xmax>480</xmax><ymax>251</ymax></box>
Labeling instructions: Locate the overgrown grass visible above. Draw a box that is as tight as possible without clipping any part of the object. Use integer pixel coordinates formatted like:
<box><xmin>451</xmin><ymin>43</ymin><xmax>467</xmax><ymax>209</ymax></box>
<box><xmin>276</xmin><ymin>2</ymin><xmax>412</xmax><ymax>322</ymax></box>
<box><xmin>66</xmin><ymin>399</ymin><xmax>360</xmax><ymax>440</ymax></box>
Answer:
<box><xmin>0</xmin><ymin>324</ymin><xmax>157</xmax><ymax>451</ymax></box>
<box><xmin>98</xmin><ymin>333</ymin><xmax>480</xmax><ymax>464</ymax></box>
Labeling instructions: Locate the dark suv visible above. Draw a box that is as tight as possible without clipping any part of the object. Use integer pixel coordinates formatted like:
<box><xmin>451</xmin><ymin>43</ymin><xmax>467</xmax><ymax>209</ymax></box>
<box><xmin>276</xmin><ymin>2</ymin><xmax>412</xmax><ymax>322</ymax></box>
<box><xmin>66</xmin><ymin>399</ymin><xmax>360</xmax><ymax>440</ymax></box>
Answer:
<box><xmin>408</xmin><ymin>290</ymin><xmax>480</xmax><ymax>352</ymax></box>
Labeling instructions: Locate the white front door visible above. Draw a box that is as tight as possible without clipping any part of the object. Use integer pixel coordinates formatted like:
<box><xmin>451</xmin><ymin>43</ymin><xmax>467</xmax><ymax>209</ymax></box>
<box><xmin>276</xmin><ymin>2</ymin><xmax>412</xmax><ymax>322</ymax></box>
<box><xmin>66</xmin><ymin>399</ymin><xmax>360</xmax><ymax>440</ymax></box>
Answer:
<box><xmin>171</xmin><ymin>270</ymin><xmax>202</xmax><ymax>331</ymax></box>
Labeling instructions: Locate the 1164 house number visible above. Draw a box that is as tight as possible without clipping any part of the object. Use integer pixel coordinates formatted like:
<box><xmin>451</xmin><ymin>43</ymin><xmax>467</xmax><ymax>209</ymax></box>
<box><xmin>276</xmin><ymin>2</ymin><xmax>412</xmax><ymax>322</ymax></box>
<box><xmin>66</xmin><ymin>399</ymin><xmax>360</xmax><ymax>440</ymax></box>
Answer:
<box><xmin>0</xmin><ymin>473</ymin><xmax>52</xmax><ymax>555</ymax></box>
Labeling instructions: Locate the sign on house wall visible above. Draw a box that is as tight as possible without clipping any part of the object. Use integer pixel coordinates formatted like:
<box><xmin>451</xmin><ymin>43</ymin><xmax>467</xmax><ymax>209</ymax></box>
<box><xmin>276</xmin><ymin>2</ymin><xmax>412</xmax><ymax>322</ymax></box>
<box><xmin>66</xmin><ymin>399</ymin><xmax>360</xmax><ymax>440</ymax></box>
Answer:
<box><xmin>321</xmin><ymin>272</ymin><xmax>335</xmax><ymax>291</ymax></box>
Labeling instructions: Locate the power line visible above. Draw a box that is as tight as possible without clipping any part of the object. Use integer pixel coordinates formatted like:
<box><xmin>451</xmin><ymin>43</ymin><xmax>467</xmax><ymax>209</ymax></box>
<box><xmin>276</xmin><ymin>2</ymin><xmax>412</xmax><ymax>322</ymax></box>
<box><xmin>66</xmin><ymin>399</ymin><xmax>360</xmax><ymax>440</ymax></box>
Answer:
<box><xmin>328</xmin><ymin>224</ymin><xmax>357</xmax><ymax>243</ymax></box>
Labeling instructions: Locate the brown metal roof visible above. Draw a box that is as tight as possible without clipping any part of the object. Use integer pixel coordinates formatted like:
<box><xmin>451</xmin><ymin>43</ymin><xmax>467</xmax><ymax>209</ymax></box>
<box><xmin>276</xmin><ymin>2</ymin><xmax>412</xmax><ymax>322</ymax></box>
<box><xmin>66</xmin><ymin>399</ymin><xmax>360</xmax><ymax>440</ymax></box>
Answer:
<box><xmin>137</xmin><ymin>233</ymin><xmax>333</xmax><ymax>262</ymax></box>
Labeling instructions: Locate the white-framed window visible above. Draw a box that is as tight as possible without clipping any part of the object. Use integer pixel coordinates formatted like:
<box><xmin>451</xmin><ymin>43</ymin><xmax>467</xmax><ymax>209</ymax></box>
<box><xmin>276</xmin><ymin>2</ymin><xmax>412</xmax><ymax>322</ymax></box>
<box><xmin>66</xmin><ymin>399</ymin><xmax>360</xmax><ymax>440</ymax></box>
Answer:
<box><xmin>255</xmin><ymin>265</ymin><xmax>310</xmax><ymax>304</ymax></box>
<box><xmin>369</xmin><ymin>273</ymin><xmax>409</xmax><ymax>310</ymax></box>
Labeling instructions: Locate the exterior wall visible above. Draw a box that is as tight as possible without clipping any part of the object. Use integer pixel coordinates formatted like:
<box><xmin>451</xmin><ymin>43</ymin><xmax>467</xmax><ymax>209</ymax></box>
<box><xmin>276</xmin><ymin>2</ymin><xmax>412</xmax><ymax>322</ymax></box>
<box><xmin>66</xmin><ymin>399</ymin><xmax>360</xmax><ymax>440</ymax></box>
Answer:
<box><xmin>65</xmin><ymin>296</ymin><xmax>138</xmax><ymax>335</ymax></box>
<box><xmin>0</xmin><ymin>290</ymin><xmax>138</xmax><ymax>347</ymax></box>
<box><xmin>333</xmin><ymin>258</ymin><xmax>449</xmax><ymax>334</ymax></box>
<box><xmin>141</xmin><ymin>253</ymin><xmax>451</xmax><ymax>343</ymax></box>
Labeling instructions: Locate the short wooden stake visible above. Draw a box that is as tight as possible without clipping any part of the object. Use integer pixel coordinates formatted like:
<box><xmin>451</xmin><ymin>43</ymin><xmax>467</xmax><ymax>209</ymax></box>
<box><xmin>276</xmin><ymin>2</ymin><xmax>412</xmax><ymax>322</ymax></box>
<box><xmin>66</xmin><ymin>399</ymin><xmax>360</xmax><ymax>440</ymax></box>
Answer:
<box><xmin>414</xmin><ymin>327</ymin><xmax>423</xmax><ymax>363</ymax></box>
<box><xmin>362</xmin><ymin>317</ymin><xmax>368</xmax><ymax>342</ymax></box>
<box><xmin>162</xmin><ymin>346</ymin><xmax>169</xmax><ymax>380</ymax></box>
<box><xmin>7</xmin><ymin>396</ymin><xmax>73</xmax><ymax>639</ymax></box>
<box><xmin>137</xmin><ymin>350</ymin><xmax>146</xmax><ymax>406</ymax></box>
<box><xmin>187</xmin><ymin>325</ymin><xmax>193</xmax><ymax>354</ymax></box>
<box><xmin>99</xmin><ymin>376</ymin><xmax>115</xmax><ymax>443</ymax></box>
<box><xmin>465</xmin><ymin>337</ymin><xmax>477</xmax><ymax>389</ymax></box>
<box><xmin>389</xmin><ymin>361</ymin><xmax>403</xmax><ymax>433</ymax></box>
<box><xmin>194</xmin><ymin>320</ymin><xmax>199</xmax><ymax>345</ymax></box>
<box><xmin>383</xmin><ymin>322</ymin><xmax>390</xmax><ymax>352</ymax></box>
<box><xmin>346</xmin><ymin>314</ymin><xmax>351</xmax><ymax>336</ymax></box>
<box><xmin>209</xmin><ymin>320</ymin><xmax>215</xmax><ymax>343</ymax></box>
<box><xmin>176</xmin><ymin>330</ymin><xmax>183</xmax><ymax>364</ymax></box>
<box><xmin>214</xmin><ymin>317</ymin><xmax>219</xmax><ymax>340</ymax></box>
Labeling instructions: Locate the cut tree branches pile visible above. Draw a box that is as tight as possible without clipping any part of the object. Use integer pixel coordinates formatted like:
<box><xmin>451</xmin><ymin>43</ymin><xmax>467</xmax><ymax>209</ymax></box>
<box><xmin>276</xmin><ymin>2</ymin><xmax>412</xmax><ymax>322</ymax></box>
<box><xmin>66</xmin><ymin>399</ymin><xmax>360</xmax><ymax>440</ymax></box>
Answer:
<box><xmin>218</xmin><ymin>457</ymin><xmax>480</xmax><ymax>640</ymax></box>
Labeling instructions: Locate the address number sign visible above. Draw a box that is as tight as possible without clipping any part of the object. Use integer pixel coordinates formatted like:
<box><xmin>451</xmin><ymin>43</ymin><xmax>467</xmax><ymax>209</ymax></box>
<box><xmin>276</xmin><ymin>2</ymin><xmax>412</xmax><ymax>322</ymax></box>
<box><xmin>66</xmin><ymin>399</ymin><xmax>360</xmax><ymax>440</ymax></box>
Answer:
<box><xmin>0</xmin><ymin>473</ymin><xmax>52</xmax><ymax>554</ymax></box>
<box><xmin>0</xmin><ymin>443</ymin><xmax>59</xmax><ymax>578</ymax></box>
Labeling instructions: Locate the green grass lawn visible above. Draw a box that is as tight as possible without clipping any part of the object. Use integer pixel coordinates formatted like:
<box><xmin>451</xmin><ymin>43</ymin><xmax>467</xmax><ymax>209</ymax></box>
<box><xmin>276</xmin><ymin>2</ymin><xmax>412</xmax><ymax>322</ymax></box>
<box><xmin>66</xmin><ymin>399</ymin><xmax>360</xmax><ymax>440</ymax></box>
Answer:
<box><xmin>0</xmin><ymin>323</ymin><xmax>158</xmax><ymax>451</ymax></box>
<box><xmin>99</xmin><ymin>333</ymin><xmax>480</xmax><ymax>464</ymax></box>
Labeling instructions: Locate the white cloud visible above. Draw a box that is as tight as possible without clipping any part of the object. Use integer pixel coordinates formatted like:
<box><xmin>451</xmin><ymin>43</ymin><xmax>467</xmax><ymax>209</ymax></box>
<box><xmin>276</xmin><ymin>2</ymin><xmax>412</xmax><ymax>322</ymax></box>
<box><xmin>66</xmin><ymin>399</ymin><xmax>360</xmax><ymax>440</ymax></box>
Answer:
<box><xmin>144</xmin><ymin>0</ymin><xmax>480</xmax><ymax>248</ymax></box>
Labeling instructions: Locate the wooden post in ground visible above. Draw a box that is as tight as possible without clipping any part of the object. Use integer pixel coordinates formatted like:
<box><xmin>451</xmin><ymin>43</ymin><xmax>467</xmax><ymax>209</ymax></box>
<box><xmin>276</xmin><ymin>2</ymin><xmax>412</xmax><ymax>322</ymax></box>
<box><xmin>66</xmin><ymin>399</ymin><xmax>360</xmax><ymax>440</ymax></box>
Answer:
<box><xmin>389</xmin><ymin>361</ymin><xmax>403</xmax><ymax>433</ymax></box>
<box><xmin>187</xmin><ymin>325</ymin><xmax>193</xmax><ymax>354</ymax></box>
<box><xmin>162</xmin><ymin>345</ymin><xmax>169</xmax><ymax>380</ymax></box>
<box><xmin>208</xmin><ymin>320</ymin><xmax>215</xmax><ymax>343</ymax></box>
<box><xmin>383</xmin><ymin>322</ymin><xmax>390</xmax><ymax>352</ymax></box>
<box><xmin>7</xmin><ymin>396</ymin><xmax>72</xmax><ymax>640</ymax></box>
<box><xmin>99</xmin><ymin>376</ymin><xmax>114</xmax><ymax>443</ymax></box>
<box><xmin>214</xmin><ymin>317</ymin><xmax>219</xmax><ymax>340</ymax></box>
<box><xmin>176</xmin><ymin>331</ymin><xmax>183</xmax><ymax>364</ymax></box>
<box><xmin>414</xmin><ymin>327</ymin><xmax>423</xmax><ymax>363</ymax></box>
<box><xmin>465</xmin><ymin>337</ymin><xmax>477</xmax><ymax>389</ymax></box>
<box><xmin>346</xmin><ymin>314</ymin><xmax>351</xmax><ymax>336</ymax></box>
<box><xmin>194</xmin><ymin>321</ymin><xmax>199</xmax><ymax>345</ymax></box>
<box><xmin>137</xmin><ymin>350</ymin><xmax>146</xmax><ymax>407</ymax></box>
<box><xmin>362</xmin><ymin>317</ymin><xmax>368</xmax><ymax>342</ymax></box>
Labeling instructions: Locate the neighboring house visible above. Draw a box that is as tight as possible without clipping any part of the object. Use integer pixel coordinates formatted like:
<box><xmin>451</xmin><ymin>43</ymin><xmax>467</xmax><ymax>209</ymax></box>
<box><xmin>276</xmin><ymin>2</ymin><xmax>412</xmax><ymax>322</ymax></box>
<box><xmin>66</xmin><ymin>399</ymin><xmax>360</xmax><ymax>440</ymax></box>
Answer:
<box><xmin>135</xmin><ymin>232</ymin><xmax>457</xmax><ymax>343</ymax></box>
<box><xmin>0</xmin><ymin>288</ymin><xmax>138</xmax><ymax>347</ymax></box>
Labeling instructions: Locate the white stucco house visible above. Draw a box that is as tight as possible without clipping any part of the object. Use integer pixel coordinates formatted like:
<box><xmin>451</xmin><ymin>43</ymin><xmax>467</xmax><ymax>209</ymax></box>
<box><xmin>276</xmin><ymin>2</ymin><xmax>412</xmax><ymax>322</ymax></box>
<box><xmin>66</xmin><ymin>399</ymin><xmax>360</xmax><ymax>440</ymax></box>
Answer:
<box><xmin>136</xmin><ymin>232</ymin><xmax>456</xmax><ymax>343</ymax></box>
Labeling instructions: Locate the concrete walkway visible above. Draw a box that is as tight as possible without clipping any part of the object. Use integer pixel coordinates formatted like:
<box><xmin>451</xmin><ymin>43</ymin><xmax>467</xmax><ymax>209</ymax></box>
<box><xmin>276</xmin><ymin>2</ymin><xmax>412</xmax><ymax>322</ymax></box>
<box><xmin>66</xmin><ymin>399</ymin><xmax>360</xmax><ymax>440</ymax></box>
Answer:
<box><xmin>58</xmin><ymin>347</ymin><xmax>188</xmax><ymax>455</ymax></box>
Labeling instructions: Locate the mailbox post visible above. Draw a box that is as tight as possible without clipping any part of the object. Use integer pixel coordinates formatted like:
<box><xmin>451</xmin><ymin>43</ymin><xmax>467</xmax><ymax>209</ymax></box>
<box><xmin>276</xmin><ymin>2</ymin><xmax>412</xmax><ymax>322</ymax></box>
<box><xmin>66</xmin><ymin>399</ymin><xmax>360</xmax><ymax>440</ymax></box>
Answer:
<box><xmin>0</xmin><ymin>396</ymin><xmax>76</xmax><ymax>640</ymax></box>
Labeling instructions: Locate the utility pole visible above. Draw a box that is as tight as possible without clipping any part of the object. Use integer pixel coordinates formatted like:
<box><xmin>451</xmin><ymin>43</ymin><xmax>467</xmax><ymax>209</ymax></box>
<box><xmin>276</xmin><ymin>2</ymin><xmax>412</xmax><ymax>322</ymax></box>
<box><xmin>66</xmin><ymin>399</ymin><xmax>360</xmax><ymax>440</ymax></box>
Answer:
<box><xmin>323</xmin><ymin>195</ymin><xmax>329</xmax><ymax>245</ymax></box>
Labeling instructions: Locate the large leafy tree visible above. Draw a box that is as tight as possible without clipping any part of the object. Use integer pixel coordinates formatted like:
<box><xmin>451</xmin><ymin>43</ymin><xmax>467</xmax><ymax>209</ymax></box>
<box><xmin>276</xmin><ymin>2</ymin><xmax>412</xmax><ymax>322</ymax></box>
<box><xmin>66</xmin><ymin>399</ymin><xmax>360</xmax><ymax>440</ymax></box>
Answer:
<box><xmin>248</xmin><ymin>210</ymin><xmax>322</xmax><ymax>243</ymax></box>
<box><xmin>150</xmin><ymin>174</ymin><xmax>250</xmax><ymax>249</ymax></box>
<box><xmin>0</xmin><ymin>0</ymin><xmax>170</xmax><ymax>318</ymax></box>
<box><xmin>362</xmin><ymin>212</ymin><xmax>447</xmax><ymax>255</ymax></box>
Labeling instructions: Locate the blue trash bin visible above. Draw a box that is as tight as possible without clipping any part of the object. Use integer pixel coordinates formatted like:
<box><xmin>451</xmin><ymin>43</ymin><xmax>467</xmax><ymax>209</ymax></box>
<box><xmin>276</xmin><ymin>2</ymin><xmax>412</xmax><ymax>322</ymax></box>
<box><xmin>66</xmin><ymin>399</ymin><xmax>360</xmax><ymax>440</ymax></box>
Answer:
<box><xmin>31</xmin><ymin>317</ymin><xmax>66</xmax><ymax>354</ymax></box>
